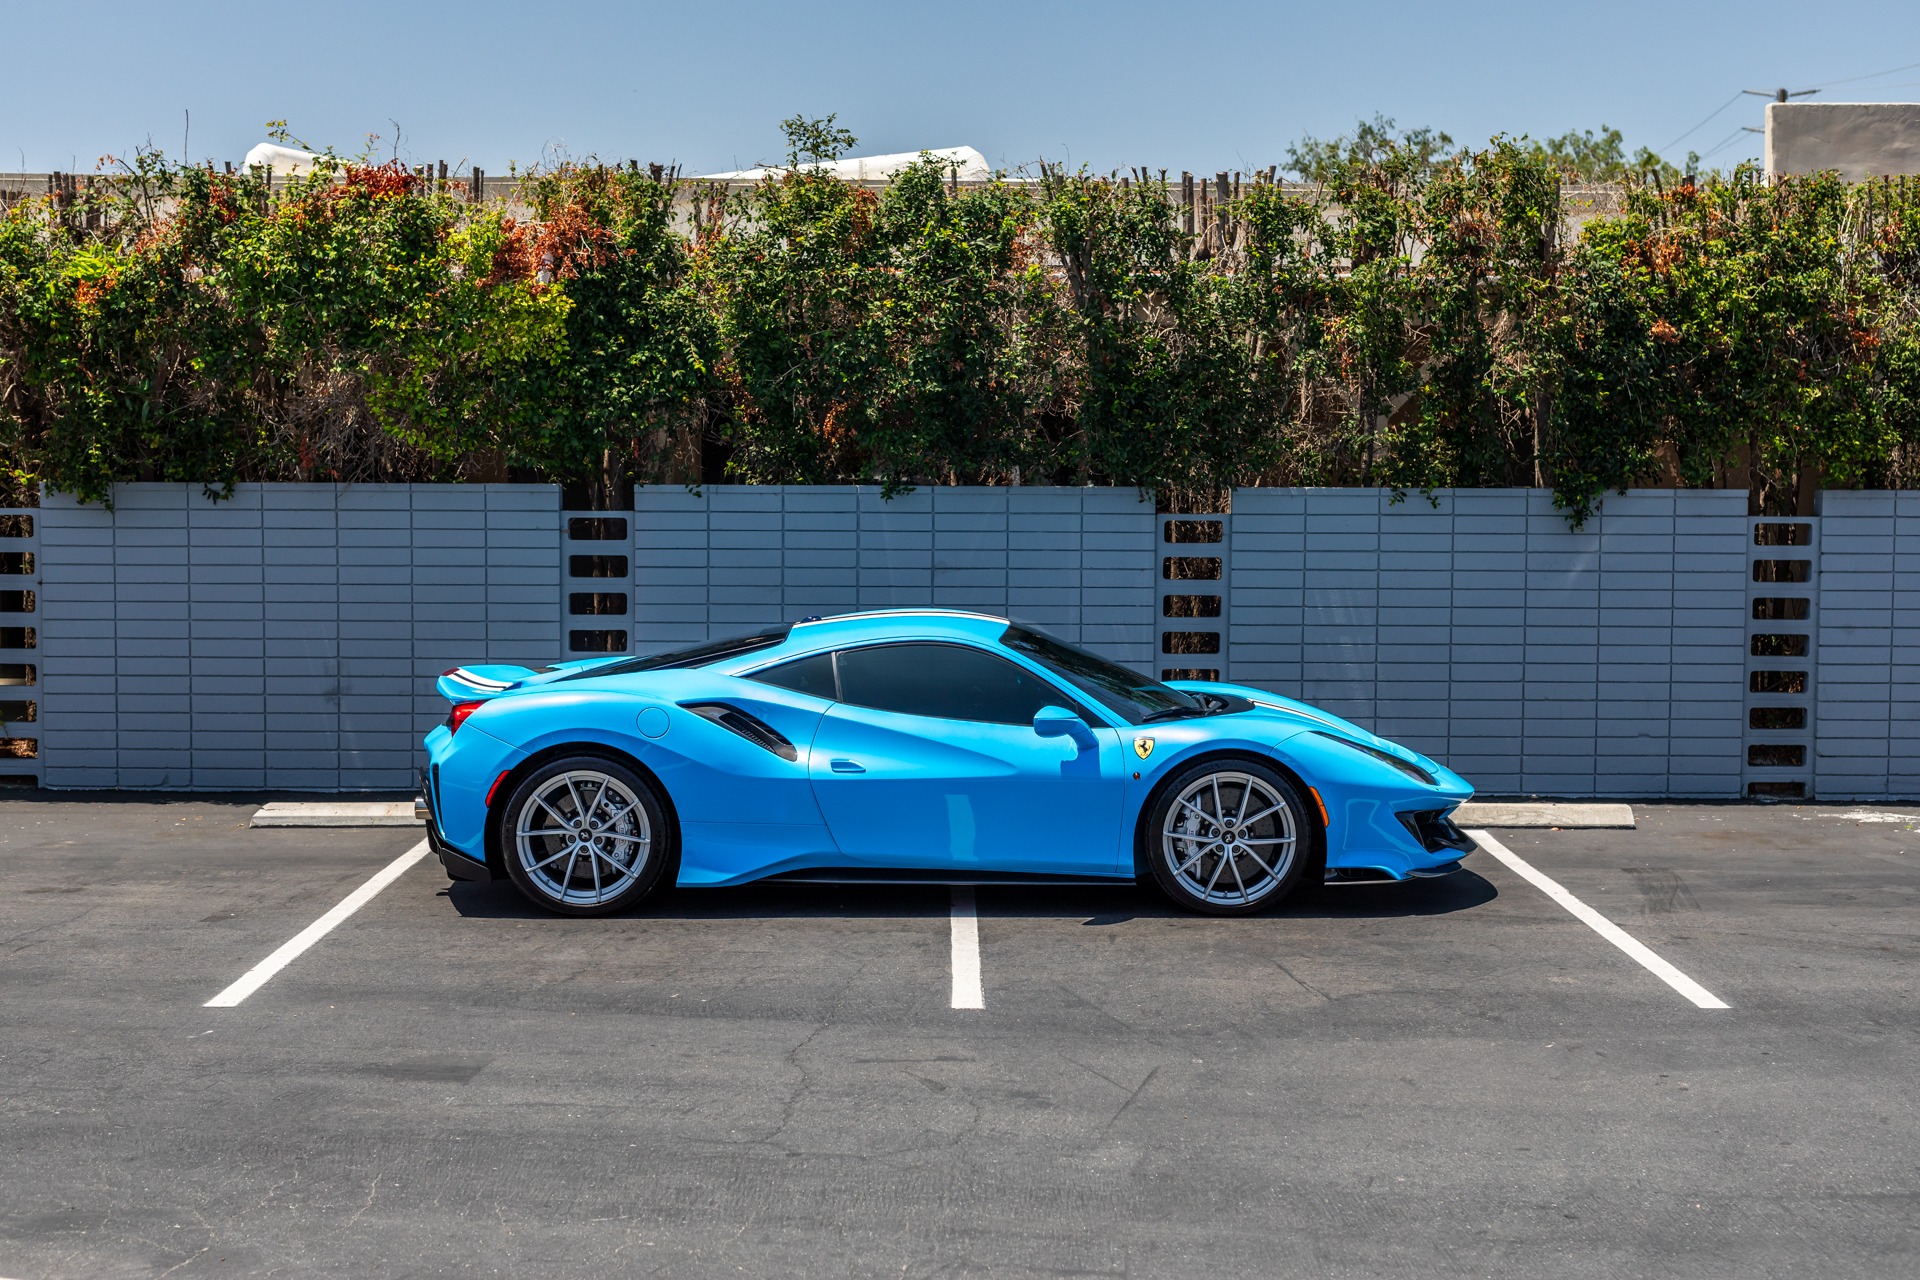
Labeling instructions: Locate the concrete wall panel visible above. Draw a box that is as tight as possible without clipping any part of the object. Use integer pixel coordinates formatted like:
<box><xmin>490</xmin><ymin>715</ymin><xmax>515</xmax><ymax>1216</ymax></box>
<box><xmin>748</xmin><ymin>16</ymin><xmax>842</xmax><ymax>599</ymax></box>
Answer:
<box><xmin>29</xmin><ymin>483</ymin><xmax>1914</xmax><ymax>798</ymax></box>
<box><xmin>38</xmin><ymin>484</ymin><xmax>560</xmax><ymax>791</ymax></box>
<box><xmin>1228</xmin><ymin>488</ymin><xmax>1748</xmax><ymax>798</ymax></box>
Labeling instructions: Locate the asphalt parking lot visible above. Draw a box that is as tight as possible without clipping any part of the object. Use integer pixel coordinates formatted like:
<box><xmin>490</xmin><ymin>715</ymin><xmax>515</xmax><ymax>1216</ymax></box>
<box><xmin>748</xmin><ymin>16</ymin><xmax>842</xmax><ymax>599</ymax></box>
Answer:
<box><xmin>2</xmin><ymin>799</ymin><xmax>1916</xmax><ymax>1279</ymax></box>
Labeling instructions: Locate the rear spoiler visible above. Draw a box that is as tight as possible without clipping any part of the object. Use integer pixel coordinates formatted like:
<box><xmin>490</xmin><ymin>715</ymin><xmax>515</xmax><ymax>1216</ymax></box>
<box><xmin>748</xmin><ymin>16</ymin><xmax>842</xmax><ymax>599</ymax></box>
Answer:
<box><xmin>437</xmin><ymin>665</ymin><xmax>539</xmax><ymax>703</ymax></box>
<box><xmin>436</xmin><ymin>653</ymin><xmax>639</xmax><ymax>703</ymax></box>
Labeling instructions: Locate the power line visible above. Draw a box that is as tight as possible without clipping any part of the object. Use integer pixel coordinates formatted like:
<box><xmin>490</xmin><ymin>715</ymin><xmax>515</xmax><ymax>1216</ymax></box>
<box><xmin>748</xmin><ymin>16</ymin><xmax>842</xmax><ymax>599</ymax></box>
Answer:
<box><xmin>1696</xmin><ymin>124</ymin><xmax>1755</xmax><ymax>163</ymax></box>
<box><xmin>1660</xmin><ymin>58</ymin><xmax>1917</xmax><ymax>166</ymax></box>
<box><xmin>1811</xmin><ymin>58</ymin><xmax>1920</xmax><ymax>90</ymax></box>
<box><xmin>1661</xmin><ymin>91</ymin><xmax>1743</xmax><ymax>152</ymax></box>
<box><xmin>1658</xmin><ymin>59</ymin><xmax>1913</xmax><ymax>162</ymax></box>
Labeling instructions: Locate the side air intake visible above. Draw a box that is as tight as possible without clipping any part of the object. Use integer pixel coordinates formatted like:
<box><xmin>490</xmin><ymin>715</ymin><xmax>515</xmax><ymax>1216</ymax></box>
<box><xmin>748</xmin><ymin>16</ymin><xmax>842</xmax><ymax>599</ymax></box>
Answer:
<box><xmin>681</xmin><ymin>703</ymin><xmax>799</xmax><ymax>761</ymax></box>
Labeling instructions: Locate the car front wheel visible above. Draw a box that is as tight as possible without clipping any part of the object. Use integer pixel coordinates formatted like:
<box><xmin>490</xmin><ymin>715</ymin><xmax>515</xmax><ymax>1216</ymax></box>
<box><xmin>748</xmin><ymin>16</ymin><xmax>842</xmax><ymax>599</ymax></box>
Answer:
<box><xmin>1145</xmin><ymin>758</ymin><xmax>1311</xmax><ymax>915</ymax></box>
<box><xmin>498</xmin><ymin>756</ymin><xmax>673</xmax><ymax>916</ymax></box>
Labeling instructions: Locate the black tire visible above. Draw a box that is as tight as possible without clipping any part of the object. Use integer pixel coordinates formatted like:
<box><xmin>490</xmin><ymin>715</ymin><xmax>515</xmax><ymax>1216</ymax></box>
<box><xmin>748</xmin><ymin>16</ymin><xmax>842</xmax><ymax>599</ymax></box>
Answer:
<box><xmin>1141</xmin><ymin>757</ymin><xmax>1315</xmax><ymax>915</ymax></box>
<box><xmin>496</xmin><ymin>755</ymin><xmax>675</xmax><ymax>916</ymax></box>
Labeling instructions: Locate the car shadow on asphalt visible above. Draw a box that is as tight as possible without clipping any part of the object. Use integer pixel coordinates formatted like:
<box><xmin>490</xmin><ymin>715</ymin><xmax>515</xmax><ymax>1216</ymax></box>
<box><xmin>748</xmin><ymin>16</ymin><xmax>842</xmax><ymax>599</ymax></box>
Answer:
<box><xmin>441</xmin><ymin>870</ymin><xmax>1497</xmax><ymax>923</ymax></box>
<box><xmin>982</xmin><ymin>872</ymin><xmax>1498</xmax><ymax>924</ymax></box>
<box><xmin>442</xmin><ymin>880</ymin><xmax>964</xmax><ymax>921</ymax></box>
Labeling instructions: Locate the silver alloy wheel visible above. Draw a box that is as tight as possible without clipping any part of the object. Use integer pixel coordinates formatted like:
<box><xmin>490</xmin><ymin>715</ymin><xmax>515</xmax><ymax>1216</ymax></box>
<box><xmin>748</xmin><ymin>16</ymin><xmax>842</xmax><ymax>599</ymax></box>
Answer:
<box><xmin>1161</xmin><ymin>770</ymin><xmax>1297</xmax><ymax>907</ymax></box>
<box><xmin>512</xmin><ymin>770</ymin><xmax>652</xmax><ymax>908</ymax></box>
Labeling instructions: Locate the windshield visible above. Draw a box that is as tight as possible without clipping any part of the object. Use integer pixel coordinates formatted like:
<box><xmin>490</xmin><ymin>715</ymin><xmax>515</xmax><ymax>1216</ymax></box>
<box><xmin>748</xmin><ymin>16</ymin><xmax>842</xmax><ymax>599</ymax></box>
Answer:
<box><xmin>1001</xmin><ymin>625</ymin><xmax>1205</xmax><ymax>725</ymax></box>
<box><xmin>554</xmin><ymin>626</ymin><xmax>791</xmax><ymax>681</ymax></box>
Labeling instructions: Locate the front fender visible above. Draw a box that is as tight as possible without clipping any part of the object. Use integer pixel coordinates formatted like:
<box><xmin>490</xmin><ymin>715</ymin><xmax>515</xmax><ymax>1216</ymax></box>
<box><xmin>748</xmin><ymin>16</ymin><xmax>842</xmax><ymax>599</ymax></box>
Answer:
<box><xmin>1118</xmin><ymin>727</ymin><xmax>1314</xmax><ymax>861</ymax></box>
<box><xmin>1268</xmin><ymin>728</ymin><xmax>1474</xmax><ymax>878</ymax></box>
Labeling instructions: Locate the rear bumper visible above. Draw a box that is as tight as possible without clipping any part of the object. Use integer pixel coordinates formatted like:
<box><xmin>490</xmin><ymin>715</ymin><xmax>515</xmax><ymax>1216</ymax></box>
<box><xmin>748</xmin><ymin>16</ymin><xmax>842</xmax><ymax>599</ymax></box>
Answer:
<box><xmin>424</xmin><ymin>721</ymin><xmax>523</xmax><ymax>859</ymax></box>
<box><xmin>435</xmin><ymin>835</ymin><xmax>496</xmax><ymax>882</ymax></box>
<box><xmin>420</xmin><ymin>765</ymin><xmax>496</xmax><ymax>882</ymax></box>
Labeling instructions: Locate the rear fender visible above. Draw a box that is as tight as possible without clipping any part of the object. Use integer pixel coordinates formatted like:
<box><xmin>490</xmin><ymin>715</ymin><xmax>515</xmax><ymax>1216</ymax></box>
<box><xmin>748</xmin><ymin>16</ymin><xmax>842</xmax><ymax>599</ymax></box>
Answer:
<box><xmin>482</xmin><ymin>740</ymin><xmax>679</xmax><ymax>882</ymax></box>
<box><xmin>466</xmin><ymin>683</ymin><xmax>832</xmax><ymax>830</ymax></box>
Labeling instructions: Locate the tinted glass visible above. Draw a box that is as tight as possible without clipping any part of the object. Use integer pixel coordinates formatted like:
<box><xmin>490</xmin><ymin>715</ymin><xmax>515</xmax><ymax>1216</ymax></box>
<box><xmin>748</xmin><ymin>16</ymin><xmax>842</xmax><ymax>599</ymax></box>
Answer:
<box><xmin>835</xmin><ymin>643</ymin><xmax>1075</xmax><ymax>725</ymax></box>
<box><xmin>554</xmin><ymin>626</ymin><xmax>790</xmax><ymax>681</ymax></box>
<box><xmin>1001</xmin><ymin>625</ymin><xmax>1203</xmax><ymax>725</ymax></box>
<box><xmin>751</xmin><ymin>651</ymin><xmax>838</xmax><ymax>700</ymax></box>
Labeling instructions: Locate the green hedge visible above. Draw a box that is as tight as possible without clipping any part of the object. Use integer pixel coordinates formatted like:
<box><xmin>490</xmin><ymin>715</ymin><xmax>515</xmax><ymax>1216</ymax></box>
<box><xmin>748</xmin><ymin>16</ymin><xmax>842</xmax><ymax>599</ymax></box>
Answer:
<box><xmin>4</xmin><ymin>129</ymin><xmax>1917</xmax><ymax>518</ymax></box>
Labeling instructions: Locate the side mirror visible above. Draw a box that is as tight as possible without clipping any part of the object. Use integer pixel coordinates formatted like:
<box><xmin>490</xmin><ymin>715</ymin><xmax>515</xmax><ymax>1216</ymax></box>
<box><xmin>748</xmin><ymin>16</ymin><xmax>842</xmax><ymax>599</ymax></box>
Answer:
<box><xmin>1033</xmin><ymin>705</ymin><xmax>1096</xmax><ymax>751</ymax></box>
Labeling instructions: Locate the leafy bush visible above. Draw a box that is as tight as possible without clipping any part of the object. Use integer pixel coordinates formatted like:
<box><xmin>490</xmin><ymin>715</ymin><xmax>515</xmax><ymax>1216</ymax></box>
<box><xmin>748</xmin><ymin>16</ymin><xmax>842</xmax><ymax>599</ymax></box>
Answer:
<box><xmin>2</xmin><ymin>118</ymin><xmax>1916</xmax><ymax>517</ymax></box>
<box><xmin>1550</xmin><ymin>169</ymin><xmax>1920</xmax><ymax>515</ymax></box>
<box><xmin>707</xmin><ymin>126</ymin><xmax>1042</xmax><ymax>490</ymax></box>
<box><xmin>0</xmin><ymin>152</ymin><xmax>569</xmax><ymax>501</ymax></box>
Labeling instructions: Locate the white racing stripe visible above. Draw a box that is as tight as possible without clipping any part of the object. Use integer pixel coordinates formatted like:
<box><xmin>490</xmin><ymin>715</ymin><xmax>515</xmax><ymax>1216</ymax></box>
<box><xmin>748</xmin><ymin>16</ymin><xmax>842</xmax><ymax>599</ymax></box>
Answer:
<box><xmin>950</xmin><ymin>887</ymin><xmax>984</xmax><ymax>1010</ymax></box>
<box><xmin>1470</xmin><ymin>830</ymin><xmax>1729</xmax><ymax>1009</ymax></box>
<box><xmin>205</xmin><ymin>840</ymin><xmax>430</xmax><ymax>1008</ymax></box>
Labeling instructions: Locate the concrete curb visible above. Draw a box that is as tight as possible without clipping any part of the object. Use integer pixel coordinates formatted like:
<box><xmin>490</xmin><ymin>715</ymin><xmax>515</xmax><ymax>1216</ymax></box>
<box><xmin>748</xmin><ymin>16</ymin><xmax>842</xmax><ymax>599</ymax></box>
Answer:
<box><xmin>249</xmin><ymin>798</ymin><xmax>1634</xmax><ymax>832</ymax></box>
<box><xmin>1455</xmin><ymin>802</ymin><xmax>1635</xmax><ymax>829</ymax></box>
<box><xmin>250</xmin><ymin>802</ymin><xmax>419</xmax><ymax>829</ymax></box>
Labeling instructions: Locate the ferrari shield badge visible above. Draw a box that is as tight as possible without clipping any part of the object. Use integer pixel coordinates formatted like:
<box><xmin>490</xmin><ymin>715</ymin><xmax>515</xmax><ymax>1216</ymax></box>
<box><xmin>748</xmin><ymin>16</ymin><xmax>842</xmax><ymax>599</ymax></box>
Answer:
<box><xmin>1133</xmin><ymin>736</ymin><xmax>1155</xmax><ymax>760</ymax></box>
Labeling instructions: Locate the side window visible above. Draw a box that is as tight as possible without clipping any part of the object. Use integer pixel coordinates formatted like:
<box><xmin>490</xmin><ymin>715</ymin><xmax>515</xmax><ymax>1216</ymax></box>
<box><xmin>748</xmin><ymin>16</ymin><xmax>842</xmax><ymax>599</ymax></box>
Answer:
<box><xmin>834</xmin><ymin>643</ymin><xmax>1085</xmax><ymax>725</ymax></box>
<box><xmin>749</xmin><ymin>652</ymin><xmax>838</xmax><ymax>700</ymax></box>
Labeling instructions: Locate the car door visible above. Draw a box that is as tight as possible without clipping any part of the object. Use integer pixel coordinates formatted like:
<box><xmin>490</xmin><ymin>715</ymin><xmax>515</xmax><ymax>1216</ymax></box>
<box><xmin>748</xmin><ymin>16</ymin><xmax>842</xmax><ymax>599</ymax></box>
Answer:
<box><xmin>799</xmin><ymin>642</ymin><xmax>1126</xmax><ymax>875</ymax></box>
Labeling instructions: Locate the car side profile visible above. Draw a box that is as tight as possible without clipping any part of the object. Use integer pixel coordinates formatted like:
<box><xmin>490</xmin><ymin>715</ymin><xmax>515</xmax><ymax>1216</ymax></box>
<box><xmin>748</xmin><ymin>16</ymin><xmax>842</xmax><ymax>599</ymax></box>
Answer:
<box><xmin>418</xmin><ymin>610</ymin><xmax>1476</xmax><ymax>916</ymax></box>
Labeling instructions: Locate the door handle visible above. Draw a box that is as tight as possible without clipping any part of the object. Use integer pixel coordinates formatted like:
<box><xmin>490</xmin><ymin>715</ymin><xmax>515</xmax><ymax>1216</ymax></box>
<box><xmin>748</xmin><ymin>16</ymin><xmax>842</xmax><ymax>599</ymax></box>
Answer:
<box><xmin>829</xmin><ymin>759</ymin><xmax>866</xmax><ymax>774</ymax></box>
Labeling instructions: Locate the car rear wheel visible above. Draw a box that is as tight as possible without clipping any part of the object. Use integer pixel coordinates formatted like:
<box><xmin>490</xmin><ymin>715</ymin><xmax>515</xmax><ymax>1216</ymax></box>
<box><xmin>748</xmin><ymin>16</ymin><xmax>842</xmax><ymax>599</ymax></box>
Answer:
<box><xmin>1145</xmin><ymin>758</ymin><xmax>1310</xmax><ymax>915</ymax></box>
<box><xmin>499</xmin><ymin>757</ymin><xmax>672</xmax><ymax>916</ymax></box>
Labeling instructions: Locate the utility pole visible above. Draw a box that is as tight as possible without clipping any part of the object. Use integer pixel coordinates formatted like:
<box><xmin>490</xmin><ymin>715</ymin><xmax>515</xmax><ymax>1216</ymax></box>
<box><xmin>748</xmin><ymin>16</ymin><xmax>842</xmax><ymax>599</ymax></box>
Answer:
<box><xmin>1741</xmin><ymin>87</ymin><xmax>1817</xmax><ymax>142</ymax></box>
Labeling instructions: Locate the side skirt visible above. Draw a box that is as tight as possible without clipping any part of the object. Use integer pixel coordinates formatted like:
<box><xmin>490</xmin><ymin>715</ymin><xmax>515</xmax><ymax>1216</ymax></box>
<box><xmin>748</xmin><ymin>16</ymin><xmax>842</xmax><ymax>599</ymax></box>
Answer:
<box><xmin>760</xmin><ymin>868</ymin><xmax>1136</xmax><ymax>888</ymax></box>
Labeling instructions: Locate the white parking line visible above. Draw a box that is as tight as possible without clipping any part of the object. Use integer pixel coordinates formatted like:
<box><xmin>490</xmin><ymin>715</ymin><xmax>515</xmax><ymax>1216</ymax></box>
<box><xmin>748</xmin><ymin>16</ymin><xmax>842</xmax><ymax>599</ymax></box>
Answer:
<box><xmin>950</xmin><ymin>887</ymin><xmax>984</xmax><ymax>1010</ymax></box>
<box><xmin>204</xmin><ymin>840</ymin><xmax>430</xmax><ymax>1008</ymax></box>
<box><xmin>1470</xmin><ymin>830</ymin><xmax>1730</xmax><ymax>1010</ymax></box>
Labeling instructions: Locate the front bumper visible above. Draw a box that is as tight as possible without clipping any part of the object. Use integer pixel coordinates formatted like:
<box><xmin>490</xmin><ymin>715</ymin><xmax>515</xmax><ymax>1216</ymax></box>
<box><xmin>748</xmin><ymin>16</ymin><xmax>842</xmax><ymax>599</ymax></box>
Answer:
<box><xmin>1396</xmin><ymin>807</ymin><xmax>1478</xmax><ymax>855</ymax></box>
<box><xmin>1316</xmin><ymin>791</ymin><xmax>1478</xmax><ymax>881</ymax></box>
<box><xmin>1271</xmin><ymin>730</ymin><xmax>1476</xmax><ymax>881</ymax></box>
<box><xmin>1326</xmin><ymin>859</ymin><xmax>1465</xmax><ymax>885</ymax></box>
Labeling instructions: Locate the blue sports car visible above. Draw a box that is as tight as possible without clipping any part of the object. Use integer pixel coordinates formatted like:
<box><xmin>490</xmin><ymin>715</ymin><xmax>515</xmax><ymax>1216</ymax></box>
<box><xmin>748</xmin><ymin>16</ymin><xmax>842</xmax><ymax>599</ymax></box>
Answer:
<box><xmin>418</xmin><ymin>610</ymin><xmax>1476</xmax><ymax>916</ymax></box>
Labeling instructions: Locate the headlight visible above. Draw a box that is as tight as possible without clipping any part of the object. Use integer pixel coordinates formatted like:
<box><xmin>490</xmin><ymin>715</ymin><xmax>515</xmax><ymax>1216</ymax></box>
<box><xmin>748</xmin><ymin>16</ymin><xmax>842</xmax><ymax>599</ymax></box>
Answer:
<box><xmin>1313</xmin><ymin>731</ymin><xmax>1435</xmax><ymax>786</ymax></box>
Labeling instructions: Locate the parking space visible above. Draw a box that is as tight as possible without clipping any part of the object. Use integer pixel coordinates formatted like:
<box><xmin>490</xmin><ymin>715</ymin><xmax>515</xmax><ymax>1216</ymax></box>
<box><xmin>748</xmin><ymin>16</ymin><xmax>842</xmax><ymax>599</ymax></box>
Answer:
<box><xmin>2</xmin><ymin>798</ymin><xmax>1916</xmax><ymax>1277</ymax></box>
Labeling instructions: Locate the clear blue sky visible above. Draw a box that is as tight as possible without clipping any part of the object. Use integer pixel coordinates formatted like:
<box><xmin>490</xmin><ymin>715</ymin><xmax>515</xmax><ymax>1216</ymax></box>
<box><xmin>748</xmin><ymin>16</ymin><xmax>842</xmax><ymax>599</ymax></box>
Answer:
<box><xmin>7</xmin><ymin>0</ymin><xmax>1918</xmax><ymax>176</ymax></box>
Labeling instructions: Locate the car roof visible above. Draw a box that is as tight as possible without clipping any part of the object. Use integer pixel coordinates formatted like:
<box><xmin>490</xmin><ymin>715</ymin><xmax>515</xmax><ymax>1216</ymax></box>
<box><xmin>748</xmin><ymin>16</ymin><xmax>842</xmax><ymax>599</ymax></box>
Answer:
<box><xmin>780</xmin><ymin>609</ymin><xmax>1012</xmax><ymax>649</ymax></box>
<box><xmin>544</xmin><ymin>611</ymin><xmax>1021</xmax><ymax>687</ymax></box>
